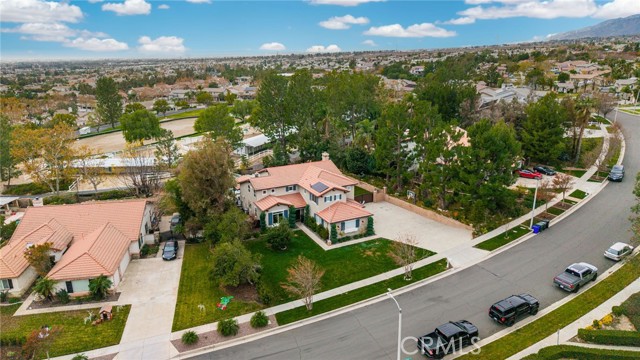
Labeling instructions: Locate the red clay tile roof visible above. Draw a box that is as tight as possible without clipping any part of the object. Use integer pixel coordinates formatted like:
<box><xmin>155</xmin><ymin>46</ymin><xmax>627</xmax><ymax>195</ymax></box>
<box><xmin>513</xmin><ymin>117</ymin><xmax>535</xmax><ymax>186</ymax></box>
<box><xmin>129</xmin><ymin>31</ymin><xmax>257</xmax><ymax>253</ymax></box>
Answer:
<box><xmin>278</xmin><ymin>193</ymin><xmax>307</xmax><ymax>209</ymax></box>
<box><xmin>47</xmin><ymin>223</ymin><xmax>131</xmax><ymax>281</ymax></box>
<box><xmin>0</xmin><ymin>199</ymin><xmax>148</xmax><ymax>280</ymax></box>
<box><xmin>316</xmin><ymin>201</ymin><xmax>372</xmax><ymax>224</ymax></box>
<box><xmin>237</xmin><ymin>160</ymin><xmax>357</xmax><ymax>195</ymax></box>
<box><xmin>254</xmin><ymin>195</ymin><xmax>293</xmax><ymax>211</ymax></box>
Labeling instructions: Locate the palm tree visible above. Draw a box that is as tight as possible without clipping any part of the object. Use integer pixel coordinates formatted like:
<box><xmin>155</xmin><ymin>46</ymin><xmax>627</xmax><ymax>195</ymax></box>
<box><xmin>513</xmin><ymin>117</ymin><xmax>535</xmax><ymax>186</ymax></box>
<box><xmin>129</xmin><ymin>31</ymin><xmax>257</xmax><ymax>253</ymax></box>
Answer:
<box><xmin>89</xmin><ymin>275</ymin><xmax>113</xmax><ymax>300</ymax></box>
<box><xmin>33</xmin><ymin>277</ymin><xmax>56</xmax><ymax>302</ymax></box>
<box><xmin>574</xmin><ymin>98</ymin><xmax>594</xmax><ymax>164</ymax></box>
<box><xmin>354</xmin><ymin>119</ymin><xmax>376</xmax><ymax>151</ymax></box>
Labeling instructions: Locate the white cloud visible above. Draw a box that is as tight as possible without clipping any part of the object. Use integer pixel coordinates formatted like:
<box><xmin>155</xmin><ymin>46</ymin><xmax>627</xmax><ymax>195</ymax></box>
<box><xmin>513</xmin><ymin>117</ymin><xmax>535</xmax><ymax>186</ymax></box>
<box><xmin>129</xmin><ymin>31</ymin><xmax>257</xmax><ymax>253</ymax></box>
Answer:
<box><xmin>443</xmin><ymin>16</ymin><xmax>476</xmax><ymax>25</ymax></box>
<box><xmin>593</xmin><ymin>0</ymin><xmax>640</xmax><ymax>19</ymax></box>
<box><xmin>0</xmin><ymin>0</ymin><xmax>84</xmax><ymax>23</ymax></box>
<box><xmin>309</xmin><ymin>0</ymin><xmax>385</xmax><ymax>6</ymax></box>
<box><xmin>102</xmin><ymin>0</ymin><xmax>151</xmax><ymax>16</ymax></box>
<box><xmin>319</xmin><ymin>14</ymin><xmax>369</xmax><ymax>29</ymax></box>
<box><xmin>362</xmin><ymin>39</ymin><xmax>377</xmax><ymax>46</ymax></box>
<box><xmin>138</xmin><ymin>36</ymin><xmax>186</xmax><ymax>53</ymax></box>
<box><xmin>459</xmin><ymin>0</ymin><xmax>596</xmax><ymax>20</ymax></box>
<box><xmin>364</xmin><ymin>23</ymin><xmax>456</xmax><ymax>38</ymax></box>
<box><xmin>158</xmin><ymin>4</ymin><xmax>170</xmax><ymax>10</ymax></box>
<box><xmin>88</xmin><ymin>0</ymin><xmax>104</xmax><ymax>3</ymax></box>
<box><xmin>306</xmin><ymin>44</ymin><xmax>342</xmax><ymax>53</ymax></box>
<box><xmin>2</xmin><ymin>22</ymin><xmax>108</xmax><ymax>43</ymax></box>
<box><xmin>185</xmin><ymin>0</ymin><xmax>211</xmax><ymax>3</ymax></box>
<box><xmin>64</xmin><ymin>37</ymin><xmax>129</xmax><ymax>51</ymax></box>
<box><xmin>260</xmin><ymin>42</ymin><xmax>286</xmax><ymax>51</ymax></box>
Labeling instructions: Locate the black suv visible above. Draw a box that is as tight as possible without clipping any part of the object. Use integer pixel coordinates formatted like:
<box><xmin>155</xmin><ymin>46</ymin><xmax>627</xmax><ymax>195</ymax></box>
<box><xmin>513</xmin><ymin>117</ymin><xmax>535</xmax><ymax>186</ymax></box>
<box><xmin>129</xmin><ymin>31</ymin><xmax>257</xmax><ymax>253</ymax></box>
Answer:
<box><xmin>489</xmin><ymin>294</ymin><xmax>539</xmax><ymax>326</ymax></box>
<box><xmin>533</xmin><ymin>165</ymin><xmax>556</xmax><ymax>176</ymax></box>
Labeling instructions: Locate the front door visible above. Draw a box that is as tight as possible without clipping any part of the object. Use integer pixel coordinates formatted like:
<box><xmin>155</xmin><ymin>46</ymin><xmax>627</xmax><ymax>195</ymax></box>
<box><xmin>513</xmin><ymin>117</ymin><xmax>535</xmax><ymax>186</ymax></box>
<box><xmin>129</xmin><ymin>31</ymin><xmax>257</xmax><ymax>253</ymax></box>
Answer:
<box><xmin>65</xmin><ymin>281</ymin><xmax>74</xmax><ymax>293</ymax></box>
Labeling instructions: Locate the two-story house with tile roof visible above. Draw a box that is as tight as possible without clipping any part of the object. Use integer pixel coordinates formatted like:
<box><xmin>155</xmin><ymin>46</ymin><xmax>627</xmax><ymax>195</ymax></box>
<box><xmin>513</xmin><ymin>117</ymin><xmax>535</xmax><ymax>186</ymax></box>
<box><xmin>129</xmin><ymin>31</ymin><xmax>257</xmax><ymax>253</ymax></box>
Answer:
<box><xmin>237</xmin><ymin>153</ymin><xmax>372</xmax><ymax>237</ymax></box>
<box><xmin>0</xmin><ymin>199</ymin><xmax>154</xmax><ymax>296</ymax></box>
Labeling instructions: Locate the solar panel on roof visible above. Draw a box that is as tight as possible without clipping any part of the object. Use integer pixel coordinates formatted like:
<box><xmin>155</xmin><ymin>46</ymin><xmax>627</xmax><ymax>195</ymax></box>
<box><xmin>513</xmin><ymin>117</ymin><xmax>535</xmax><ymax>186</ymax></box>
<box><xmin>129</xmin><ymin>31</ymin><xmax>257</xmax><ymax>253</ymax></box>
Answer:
<box><xmin>311</xmin><ymin>182</ymin><xmax>329</xmax><ymax>193</ymax></box>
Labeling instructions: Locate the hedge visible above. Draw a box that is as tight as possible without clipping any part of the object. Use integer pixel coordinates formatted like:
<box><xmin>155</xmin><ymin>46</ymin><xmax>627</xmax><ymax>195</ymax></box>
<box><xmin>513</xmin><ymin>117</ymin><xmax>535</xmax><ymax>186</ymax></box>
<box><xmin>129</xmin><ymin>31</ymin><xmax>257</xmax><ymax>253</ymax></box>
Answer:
<box><xmin>521</xmin><ymin>345</ymin><xmax>640</xmax><ymax>360</ymax></box>
<box><xmin>0</xmin><ymin>334</ymin><xmax>26</xmax><ymax>346</ymax></box>
<box><xmin>577</xmin><ymin>328</ymin><xmax>640</xmax><ymax>347</ymax></box>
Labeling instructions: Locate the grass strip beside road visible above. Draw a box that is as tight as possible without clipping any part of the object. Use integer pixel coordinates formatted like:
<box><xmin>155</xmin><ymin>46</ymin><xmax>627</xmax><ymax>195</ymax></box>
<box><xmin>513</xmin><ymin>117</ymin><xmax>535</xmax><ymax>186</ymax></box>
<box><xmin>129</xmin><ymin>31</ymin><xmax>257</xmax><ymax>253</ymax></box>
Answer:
<box><xmin>0</xmin><ymin>304</ymin><xmax>130</xmax><ymax>357</ymax></box>
<box><xmin>456</xmin><ymin>255</ymin><xmax>640</xmax><ymax>360</ymax></box>
<box><xmin>474</xmin><ymin>225</ymin><xmax>531</xmax><ymax>251</ymax></box>
<box><xmin>521</xmin><ymin>345</ymin><xmax>640</xmax><ymax>360</ymax></box>
<box><xmin>275</xmin><ymin>258</ymin><xmax>449</xmax><ymax>325</ymax></box>
<box><xmin>569</xmin><ymin>189</ymin><xmax>588</xmax><ymax>199</ymax></box>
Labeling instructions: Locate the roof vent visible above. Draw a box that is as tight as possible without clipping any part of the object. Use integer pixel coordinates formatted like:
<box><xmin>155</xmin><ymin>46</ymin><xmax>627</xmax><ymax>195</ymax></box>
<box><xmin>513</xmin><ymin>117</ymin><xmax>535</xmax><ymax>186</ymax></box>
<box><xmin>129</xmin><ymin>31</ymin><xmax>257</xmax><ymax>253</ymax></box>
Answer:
<box><xmin>321</xmin><ymin>152</ymin><xmax>330</xmax><ymax>161</ymax></box>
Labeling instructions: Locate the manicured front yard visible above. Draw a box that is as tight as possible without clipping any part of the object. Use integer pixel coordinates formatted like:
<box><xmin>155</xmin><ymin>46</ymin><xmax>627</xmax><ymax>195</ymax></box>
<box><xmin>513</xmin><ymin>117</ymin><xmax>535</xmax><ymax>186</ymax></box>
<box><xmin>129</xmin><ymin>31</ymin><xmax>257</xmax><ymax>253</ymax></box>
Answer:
<box><xmin>276</xmin><ymin>258</ymin><xmax>449</xmax><ymax>325</ymax></box>
<box><xmin>569</xmin><ymin>189</ymin><xmax>588</xmax><ymax>199</ymax></box>
<box><xmin>173</xmin><ymin>232</ymin><xmax>435</xmax><ymax>331</ymax></box>
<box><xmin>474</xmin><ymin>225</ymin><xmax>532</xmax><ymax>251</ymax></box>
<box><xmin>0</xmin><ymin>304</ymin><xmax>130</xmax><ymax>357</ymax></box>
<box><xmin>457</xmin><ymin>255</ymin><xmax>640</xmax><ymax>359</ymax></box>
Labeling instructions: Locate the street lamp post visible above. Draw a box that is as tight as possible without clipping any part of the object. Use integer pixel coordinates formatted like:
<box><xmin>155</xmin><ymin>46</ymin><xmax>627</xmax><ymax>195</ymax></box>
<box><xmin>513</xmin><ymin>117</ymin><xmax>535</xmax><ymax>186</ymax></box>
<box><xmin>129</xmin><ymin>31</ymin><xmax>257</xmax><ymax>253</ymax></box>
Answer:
<box><xmin>387</xmin><ymin>288</ymin><xmax>402</xmax><ymax>360</ymax></box>
<box><xmin>530</xmin><ymin>177</ymin><xmax>540</xmax><ymax>229</ymax></box>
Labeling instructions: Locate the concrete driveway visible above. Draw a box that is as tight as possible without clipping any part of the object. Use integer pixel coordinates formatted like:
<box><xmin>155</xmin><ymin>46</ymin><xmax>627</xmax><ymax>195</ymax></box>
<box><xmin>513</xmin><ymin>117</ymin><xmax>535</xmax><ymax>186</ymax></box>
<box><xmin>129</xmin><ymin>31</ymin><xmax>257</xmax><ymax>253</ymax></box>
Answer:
<box><xmin>115</xmin><ymin>241</ymin><xmax>184</xmax><ymax>359</ymax></box>
<box><xmin>365</xmin><ymin>201</ymin><xmax>472</xmax><ymax>253</ymax></box>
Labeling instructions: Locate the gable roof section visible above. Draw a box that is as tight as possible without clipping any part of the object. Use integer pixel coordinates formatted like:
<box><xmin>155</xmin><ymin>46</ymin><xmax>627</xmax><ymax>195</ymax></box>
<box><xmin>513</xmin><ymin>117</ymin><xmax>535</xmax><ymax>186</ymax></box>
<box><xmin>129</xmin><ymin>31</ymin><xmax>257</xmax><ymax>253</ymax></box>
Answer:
<box><xmin>316</xmin><ymin>202</ymin><xmax>372</xmax><ymax>224</ymax></box>
<box><xmin>255</xmin><ymin>193</ymin><xmax>307</xmax><ymax>211</ymax></box>
<box><xmin>47</xmin><ymin>223</ymin><xmax>131</xmax><ymax>281</ymax></box>
<box><xmin>0</xmin><ymin>219</ymin><xmax>73</xmax><ymax>279</ymax></box>
<box><xmin>239</xmin><ymin>160</ymin><xmax>356</xmax><ymax>194</ymax></box>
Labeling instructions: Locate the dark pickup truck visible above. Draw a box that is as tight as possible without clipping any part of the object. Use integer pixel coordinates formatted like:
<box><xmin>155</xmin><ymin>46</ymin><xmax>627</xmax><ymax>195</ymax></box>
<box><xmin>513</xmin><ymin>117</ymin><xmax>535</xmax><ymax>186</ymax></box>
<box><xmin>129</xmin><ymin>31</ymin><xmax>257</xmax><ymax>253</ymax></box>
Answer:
<box><xmin>553</xmin><ymin>262</ymin><xmax>598</xmax><ymax>293</ymax></box>
<box><xmin>417</xmin><ymin>320</ymin><xmax>479</xmax><ymax>359</ymax></box>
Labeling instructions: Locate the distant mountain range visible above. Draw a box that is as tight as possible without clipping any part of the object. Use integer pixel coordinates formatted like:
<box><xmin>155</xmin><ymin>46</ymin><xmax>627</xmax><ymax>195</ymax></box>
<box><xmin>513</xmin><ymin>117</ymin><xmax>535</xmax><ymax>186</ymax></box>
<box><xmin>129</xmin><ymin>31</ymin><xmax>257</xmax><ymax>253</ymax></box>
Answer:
<box><xmin>550</xmin><ymin>14</ymin><xmax>640</xmax><ymax>40</ymax></box>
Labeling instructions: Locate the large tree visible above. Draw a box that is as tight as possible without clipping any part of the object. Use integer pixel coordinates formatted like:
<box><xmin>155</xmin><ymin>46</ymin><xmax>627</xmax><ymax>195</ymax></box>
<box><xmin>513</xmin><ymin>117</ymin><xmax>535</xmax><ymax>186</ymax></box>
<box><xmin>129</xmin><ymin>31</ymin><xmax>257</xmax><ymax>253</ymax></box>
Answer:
<box><xmin>75</xmin><ymin>145</ymin><xmax>105</xmax><ymax>193</ymax></box>
<box><xmin>153</xmin><ymin>99</ymin><xmax>171</xmax><ymax>116</ymax></box>
<box><xmin>178</xmin><ymin>137</ymin><xmax>235</xmax><ymax>217</ymax></box>
<box><xmin>253</xmin><ymin>72</ymin><xmax>291</xmax><ymax>162</ymax></box>
<box><xmin>0</xmin><ymin>115</ymin><xmax>15</xmax><ymax>184</ymax></box>
<box><xmin>281</xmin><ymin>256</ymin><xmax>325</xmax><ymax>311</ymax></box>
<box><xmin>154</xmin><ymin>129</ymin><xmax>180</xmax><ymax>169</ymax></box>
<box><xmin>95</xmin><ymin>77</ymin><xmax>123</xmax><ymax>127</ymax></box>
<box><xmin>521</xmin><ymin>93</ymin><xmax>566</xmax><ymax>164</ymax></box>
<box><xmin>211</xmin><ymin>240</ymin><xmax>261</xmax><ymax>287</ymax></box>
<box><xmin>24</xmin><ymin>242</ymin><xmax>54</xmax><ymax>277</ymax></box>
<box><xmin>11</xmin><ymin>123</ymin><xmax>76</xmax><ymax>194</ymax></box>
<box><xmin>120</xmin><ymin>109</ymin><xmax>163</xmax><ymax>144</ymax></box>
<box><xmin>194</xmin><ymin>104</ymin><xmax>243</xmax><ymax>149</ymax></box>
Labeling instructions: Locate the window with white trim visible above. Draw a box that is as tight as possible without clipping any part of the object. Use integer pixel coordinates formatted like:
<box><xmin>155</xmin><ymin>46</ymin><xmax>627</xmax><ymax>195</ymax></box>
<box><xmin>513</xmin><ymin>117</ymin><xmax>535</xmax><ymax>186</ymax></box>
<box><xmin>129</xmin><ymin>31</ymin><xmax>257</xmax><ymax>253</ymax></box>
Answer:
<box><xmin>0</xmin><ymin>279</ymin><xmax>13</xmax><ymax>290</ymax></box>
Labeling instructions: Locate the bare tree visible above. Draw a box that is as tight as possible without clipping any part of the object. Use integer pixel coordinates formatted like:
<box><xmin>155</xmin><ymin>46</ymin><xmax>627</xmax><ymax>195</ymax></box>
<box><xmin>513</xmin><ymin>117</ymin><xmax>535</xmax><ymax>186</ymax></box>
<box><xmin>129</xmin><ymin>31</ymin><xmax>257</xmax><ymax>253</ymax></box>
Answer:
<box><xmin>22</xmin><ymin>325</ymin><xmax>62</xmax><ymax>360</ymax></box>
<box><xmin>537</xmin><ymin>179</ymin><xmax>555</xmax><ymax>211</ymax></box>
<box><xmin>75</xmin><ymin>145</ymin><xmax>105</xmax><ymax>193</ymax></box>
<box><xmin>281</xmin><ymin>256</ymin><xmax>325</xmax><ymax>311</ymax></box>
<box><xmin>388</xmin><ymin>234</ymin><xmax>419</xmax><ymax>280</ymax></box>
<box><xmin>553</xmin><ymin>173</ymin><xmax>574</xmax><ymax>202</ymax></box>
<box><xmin>119</xmin><ymin>144</ymin><xmax>161</xmax><ymax>197</ymax></box>
<box><xmin>593</xmin><ymin>92</ymin><xmax>616</xmax><ymax>117</ymax></box>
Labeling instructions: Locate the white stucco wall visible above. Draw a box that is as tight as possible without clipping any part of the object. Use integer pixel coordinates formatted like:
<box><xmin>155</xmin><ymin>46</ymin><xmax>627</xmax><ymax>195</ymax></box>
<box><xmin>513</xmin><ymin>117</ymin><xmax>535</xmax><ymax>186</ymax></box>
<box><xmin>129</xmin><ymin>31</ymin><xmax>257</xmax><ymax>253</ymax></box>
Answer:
<box><xmin>4</xmin><ymin>266</ymin><xmax>38</xmax><ymax>296</ymax></box>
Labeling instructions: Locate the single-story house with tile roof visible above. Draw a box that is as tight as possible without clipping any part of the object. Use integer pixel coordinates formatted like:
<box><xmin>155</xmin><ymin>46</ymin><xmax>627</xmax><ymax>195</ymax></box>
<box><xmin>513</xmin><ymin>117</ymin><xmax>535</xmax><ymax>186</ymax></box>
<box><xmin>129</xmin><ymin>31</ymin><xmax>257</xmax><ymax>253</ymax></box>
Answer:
<box><xmin>237</xmin><ymin>153</ymin><xmax>372</xmax><ymax>238</ymax></box>
<box><xmin>0</xmin><ymin>199</ymin><xmax>154</xmax><ymax>296</ymax></box>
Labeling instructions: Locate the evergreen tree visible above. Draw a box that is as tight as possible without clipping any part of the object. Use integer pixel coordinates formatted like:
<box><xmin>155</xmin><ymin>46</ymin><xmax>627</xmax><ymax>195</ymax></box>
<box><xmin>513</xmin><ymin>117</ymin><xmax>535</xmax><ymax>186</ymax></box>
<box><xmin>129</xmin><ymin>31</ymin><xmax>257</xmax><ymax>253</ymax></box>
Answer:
<box><xmin>95</xmin><ymin>77</ymin><xmax>122</xmax><ymax>127</ymax></box>
<box><xmin>521</xmin><ymin>94</ymin><xmax>566</xmax><ymax>164</ymax></box>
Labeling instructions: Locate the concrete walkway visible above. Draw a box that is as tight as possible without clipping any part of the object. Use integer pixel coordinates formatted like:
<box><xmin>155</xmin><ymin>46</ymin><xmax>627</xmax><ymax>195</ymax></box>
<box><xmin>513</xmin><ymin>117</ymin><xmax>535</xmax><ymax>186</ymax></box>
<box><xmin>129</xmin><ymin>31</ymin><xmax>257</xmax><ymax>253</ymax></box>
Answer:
<box><xmin>48</xmin><ymin>123</ymin><xmax>623</xmax><ymax>360</ymax></box>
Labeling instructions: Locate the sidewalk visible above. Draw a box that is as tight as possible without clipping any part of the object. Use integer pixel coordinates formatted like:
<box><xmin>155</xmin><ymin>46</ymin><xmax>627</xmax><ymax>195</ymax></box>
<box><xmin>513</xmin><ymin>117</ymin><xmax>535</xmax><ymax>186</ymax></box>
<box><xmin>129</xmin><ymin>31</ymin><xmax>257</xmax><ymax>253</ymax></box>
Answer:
<box><xmin>49</xmin><ymin>124</ymin><xmax>621</xmax><ymax>360</ymax></box>
<box><xmin>507</xmin><ymin>277</ymin><xmax>640</xmax><ymax>359</ymax></box>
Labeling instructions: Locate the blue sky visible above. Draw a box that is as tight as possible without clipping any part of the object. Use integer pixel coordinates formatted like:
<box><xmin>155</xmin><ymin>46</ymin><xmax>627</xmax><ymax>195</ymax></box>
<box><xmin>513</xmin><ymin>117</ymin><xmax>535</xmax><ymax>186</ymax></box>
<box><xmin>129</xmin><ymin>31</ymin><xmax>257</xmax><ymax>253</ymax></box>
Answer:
<box><xmin>0</xmin><ymin>0</ymin><xmax>638</xmax><ymax>60</ymax></box>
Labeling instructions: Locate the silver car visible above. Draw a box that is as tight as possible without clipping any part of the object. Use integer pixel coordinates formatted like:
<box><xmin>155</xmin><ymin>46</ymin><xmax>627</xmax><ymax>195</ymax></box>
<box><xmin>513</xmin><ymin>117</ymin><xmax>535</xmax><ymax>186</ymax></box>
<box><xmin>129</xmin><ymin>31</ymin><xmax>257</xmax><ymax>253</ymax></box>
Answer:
<box><xmin>604</xmin><ymin>242</ymin><xmax>634</xmax><ymax>261</ymax></box>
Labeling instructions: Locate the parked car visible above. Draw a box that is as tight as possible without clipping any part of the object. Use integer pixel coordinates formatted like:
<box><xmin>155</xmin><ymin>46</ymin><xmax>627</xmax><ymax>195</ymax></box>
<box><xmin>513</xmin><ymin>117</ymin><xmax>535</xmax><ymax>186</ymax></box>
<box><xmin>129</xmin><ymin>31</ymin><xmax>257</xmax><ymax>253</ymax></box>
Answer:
<box><xmin>170</xmin><ymin>213</ymin><xmax>181</xmax><ymax>233</ymax></box>
<box><xmin>162</xmin><ymin>240</ymin><xmax>179</xmax><ymax>261</ymax></box>
<box><xmin>517</xmin><ymin>169</ymin><xmax>543</xmax><ymax>179</ymax></box>
<box><xmin>417</xmin><ymin>320</ymin><xmax>479</xmax><ymax>358</ymax></box>
<box><xmin>604</xmin><ymin>242</ymin><xmax>634</xmax><ymax>261</ymax></box>
<box><xmin>608</xmin><ymin>165</ymin><xmax>625</xmax><ymax>182</ymax></box>
<box><xmin>553</xmin><ymin>262</ymin><xmax>598</xmax><ymax>292</ymax></box>
<box><xmin>533</xmin><ymin>165</ymin><xmax>556</xmax><ymax>176</ymax></box>
<box><xmin>489</xmin><ymin>294</ymin><xmax>539</xmax><ymax>326</ymax></box>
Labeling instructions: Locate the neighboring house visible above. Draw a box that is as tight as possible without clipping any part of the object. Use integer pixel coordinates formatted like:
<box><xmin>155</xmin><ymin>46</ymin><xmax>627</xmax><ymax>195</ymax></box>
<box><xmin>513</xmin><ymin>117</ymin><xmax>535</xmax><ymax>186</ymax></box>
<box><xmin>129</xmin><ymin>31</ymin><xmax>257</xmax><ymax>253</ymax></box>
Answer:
<box><xmin>0</xmin><ymin>200</ymin><xmax>154</xmax><ymax>296</ymax></box>
<box><xmin>237</xmin><ymin>153</ymin><xmax>372</xmax><ymax>238</ymax></box>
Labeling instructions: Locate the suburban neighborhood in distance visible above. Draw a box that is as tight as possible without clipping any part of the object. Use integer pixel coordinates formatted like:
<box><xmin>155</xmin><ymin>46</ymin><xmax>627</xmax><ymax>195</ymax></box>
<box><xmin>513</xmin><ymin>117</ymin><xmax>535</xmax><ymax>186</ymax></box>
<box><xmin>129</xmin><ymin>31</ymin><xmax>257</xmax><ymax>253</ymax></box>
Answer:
<box><xmin>1</xmin><ymin>1</ymin><xmax>640</xmax><ymax>359</ymax></box>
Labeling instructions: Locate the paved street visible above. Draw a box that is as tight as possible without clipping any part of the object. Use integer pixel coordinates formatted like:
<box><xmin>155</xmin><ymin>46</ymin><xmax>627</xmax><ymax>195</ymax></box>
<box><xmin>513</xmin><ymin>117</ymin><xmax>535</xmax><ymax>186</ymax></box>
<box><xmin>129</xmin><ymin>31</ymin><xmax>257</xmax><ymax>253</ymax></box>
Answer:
<box><xmin>188</xmin><ymin>111</ymin><xmax>639</xmax><ymax>360</ymax></box>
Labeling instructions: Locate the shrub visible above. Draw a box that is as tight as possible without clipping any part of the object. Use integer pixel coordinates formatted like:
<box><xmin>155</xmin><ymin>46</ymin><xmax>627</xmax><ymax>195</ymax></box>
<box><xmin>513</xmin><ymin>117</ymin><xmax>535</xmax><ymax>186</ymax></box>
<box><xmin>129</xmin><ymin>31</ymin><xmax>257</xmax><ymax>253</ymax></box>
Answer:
<box><xmin>365</xmin><ymin>216</ymin><xmax>375</xmax><ymax>236</ymax></box>
<box><xmin>266</xmin><ymin>222</ymin><xmax>292</xmax><ymax>251</ymax></box>
<box><xmin>93</xmin><ymin>189</ymin><xmax>133</xmax><ymax>200</ymax></box>
<box><xmin>0</xmin><ymin>289</ymin><xmax>8</xmax><ymax>302</ymax></box>
<box><xmin>217</xmin><ymin>318</ymin><xmax>239</xmax><ymax>337</ymax></box>
<box><xmin>330</xmin><ymin>224</ymin><xmax>337</xmax><ymax>243</ymax></box>
<box><xmin>578</xmin><ymin>329</ymin><xmax>640</xmax><ymax>347</ymax></box>
<box><xmin>44</xmin><ymin>194</ymin><xmax>79</xmax><ymax>205</ymax></box>
<box><xmin>0</xmin><ymin>335</ymin><xmax>26</xmax><ymax>346</ymax></box>
<box><xmin>71</xmin><ymin>355</ymin><xmax>89</xmax><ymax>360</ymax></box>
<box><xmin>612</xmin><ymin>306</ymin><xmax>624</xmax><ymax>316</ymax></box>
<box><xmin>56</xmin><ymin>289</ymin><xmax>70</xmax><ymax>304</ymax></box>
<box><xmin>528</xmin><ymin>344</ymin><xmax>640</xmax><ymax>359</ymax></box>
<box><xmin>2</xmin><ymin>182</ymin><xmax>50</xmax><ymax>195</ymax></box>
<box><xmin>256</xmin><ymin>282</ymin><xmax>273</xmax><ymax>305</ymax></box>
<box><xmin>318</xmin><ymin>226</ymin><xmax>329</xmax><ymax>240</ymax></box>
<box><xmin>181</xmin><ymin>330</ymin><xmax>199</xmax><ymax>345</ymax></box>
<box><xmin>88</xmin><ymin>274</ymin><xmax>113</xmax><ymax>300</ymax></box>
<box><xmin>250</xmin><ymin>311</ymin><xmax>269</xmax><ymax>328</ymax></box>
<box><xmin>259</xmin><ymin>212</ymin><xmax>266</xmax><ymax>232</ymax></box>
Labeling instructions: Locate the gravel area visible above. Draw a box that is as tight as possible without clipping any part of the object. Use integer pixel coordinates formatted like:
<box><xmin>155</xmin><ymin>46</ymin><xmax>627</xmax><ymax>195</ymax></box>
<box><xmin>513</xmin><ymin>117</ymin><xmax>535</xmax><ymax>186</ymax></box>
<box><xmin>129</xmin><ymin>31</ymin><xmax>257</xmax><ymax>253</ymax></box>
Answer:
<box><xmin>171</xmin><ymin>315</ymin><xmax>278</xmax><ymax>353</ymax></box>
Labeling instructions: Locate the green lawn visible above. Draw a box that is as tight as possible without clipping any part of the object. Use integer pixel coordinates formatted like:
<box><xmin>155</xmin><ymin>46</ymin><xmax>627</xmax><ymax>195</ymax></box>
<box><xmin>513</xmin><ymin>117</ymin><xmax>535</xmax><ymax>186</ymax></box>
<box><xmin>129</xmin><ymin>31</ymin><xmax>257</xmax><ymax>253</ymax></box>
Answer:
<box><xmin>569</xmin><ymin>189</ymin><xmax>588</xmax><ymax>199</ymax></box>
<box><xmin>619</xmin><ymin>292</ymin><xmax>640</xmax><ymax>329</ymax></box>
<box><xmin>546</xmin><ymin>207</ymin><xmax>565</xmax><ymax>216</ymax></box>
<box><xmin>354</xmin><ymin>185</ymin><xmax>372</xmax><ymax>197</ymax></box>
<box><xmin>457</xmin><ymin>255</ymin><xmax>640</xmax><ymax>360</ymax></box>
<box><xmin>0</xmin><ymin>304</ymin><xmax>130</xmax><ymax>357</ymax></box>
<box><xmin>172</xmin><ymin>244</ymin><xmax>263</xmax><ymax>331</ymax></box>
<box><xmin>521</xmin><ymin>344</ymin><xmax>640</xmax><ymax>359</ymax></box>
<box><xmin>160</xmin><ymin>109</ymin><xmax>204</xmax><ymax>120</ymax></box>
<box><xmin>275</xmin><ymin>258</ymin><xmax>449</xmax><ymax>325</ymax></box>
<box><xmin>245</xmin><ymin>232</ymin><xmax>434</xmax><ymax>305</ymax></box>
<box><xmin>173</xmin><ymin>234</ymin><xmax>434</xmax><ymax>331</ymax></box>
<box><xmin>474</xmin><ymin>225</ymin><xmax>531</xmax><ymax>251</ymax></box>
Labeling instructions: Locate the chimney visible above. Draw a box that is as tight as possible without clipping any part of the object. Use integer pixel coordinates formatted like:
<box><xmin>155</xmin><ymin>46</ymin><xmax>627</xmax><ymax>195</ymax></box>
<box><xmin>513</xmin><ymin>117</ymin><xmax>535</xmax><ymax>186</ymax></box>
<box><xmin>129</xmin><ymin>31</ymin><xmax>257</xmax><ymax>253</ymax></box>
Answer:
<box><xmin>321</xmin><ymin>152</ymin><xmax>330</xmax><ymax>161</ymax></box>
